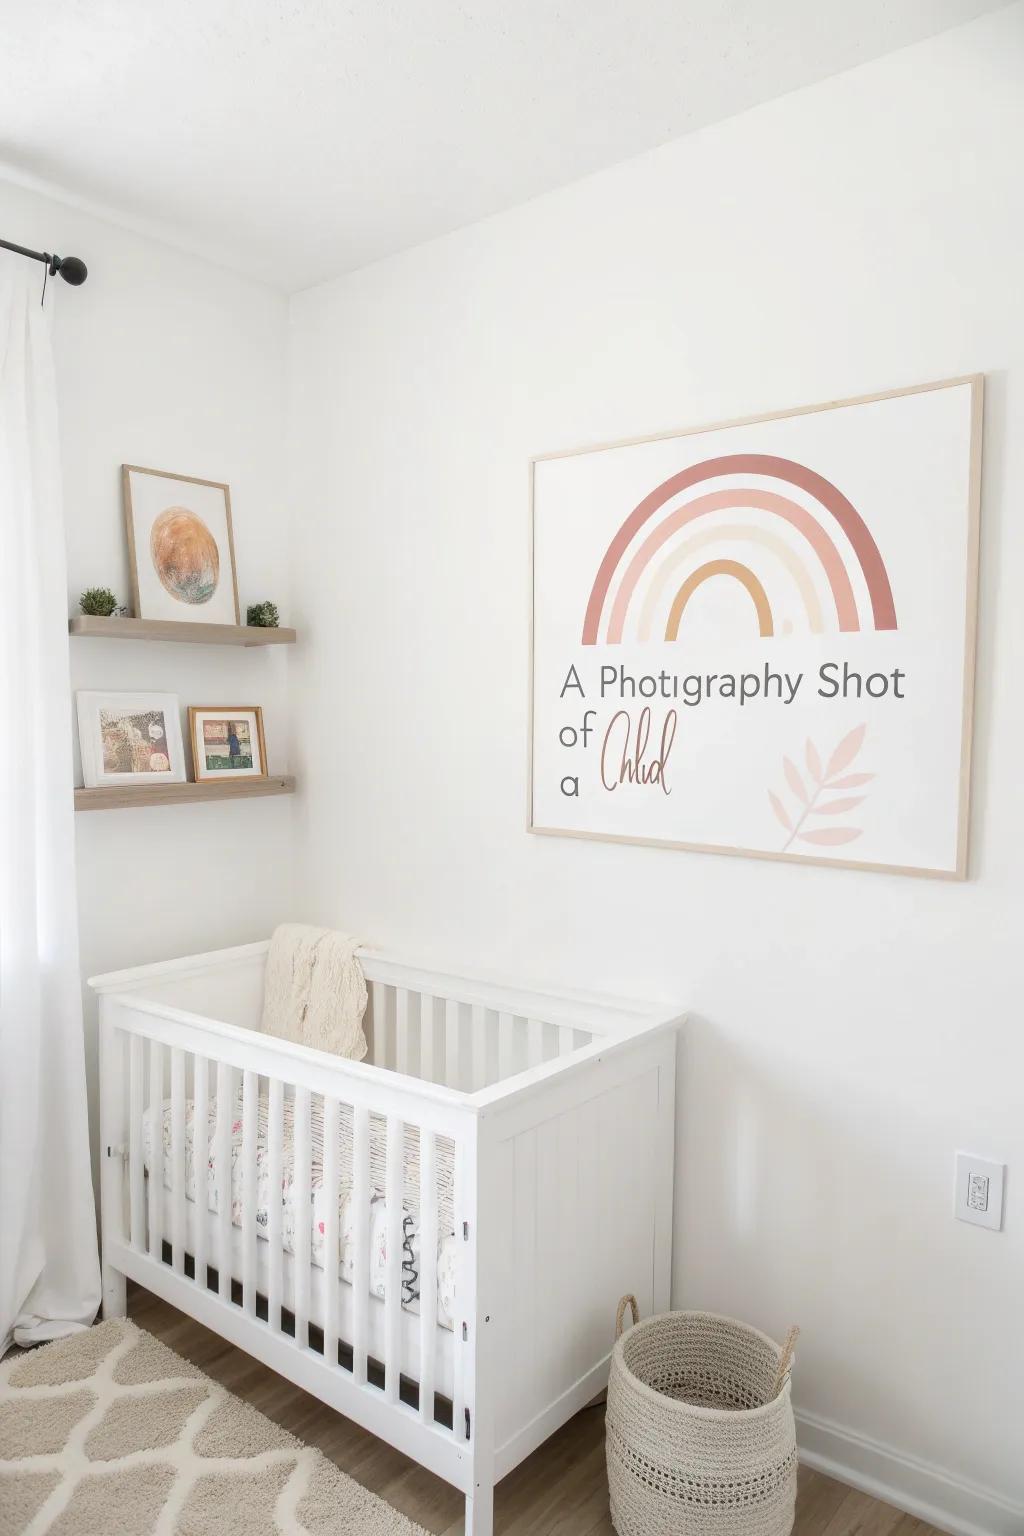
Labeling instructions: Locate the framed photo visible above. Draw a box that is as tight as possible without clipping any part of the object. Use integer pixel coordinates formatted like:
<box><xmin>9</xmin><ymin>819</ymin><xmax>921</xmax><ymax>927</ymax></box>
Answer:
<box><xmin>122</xmin><ymin>464</ymin><xmax>240</xmax><ymax>625</ymax></box>
<box><xmin>77</xmin><ymin>691</ymin><xmax>186</xmax><ymax>788</ymax></box>
<box><xmin>188</xmin><ymin>707</ymin><xmax>267</xmax><ymax>782</ymax></box>
<box><xmin>529</xmin><ymin>375</ymin><xmax>982</xmax><ymax>879</ymax></box>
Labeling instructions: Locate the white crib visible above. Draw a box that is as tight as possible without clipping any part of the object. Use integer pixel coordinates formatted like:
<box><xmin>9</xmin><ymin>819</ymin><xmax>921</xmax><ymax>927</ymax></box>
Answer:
<box><xmin>93</xmin><ymin>940</ymin><xmax>680</xmax><ymax>1534</ymax></box>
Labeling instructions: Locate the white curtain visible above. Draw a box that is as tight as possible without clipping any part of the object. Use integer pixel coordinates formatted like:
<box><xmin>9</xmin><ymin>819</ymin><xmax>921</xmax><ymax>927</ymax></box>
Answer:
<box><xmin>0</xmin><ymin>260</ymin><xmax>100</xmax><ymax>1352</ymax></box>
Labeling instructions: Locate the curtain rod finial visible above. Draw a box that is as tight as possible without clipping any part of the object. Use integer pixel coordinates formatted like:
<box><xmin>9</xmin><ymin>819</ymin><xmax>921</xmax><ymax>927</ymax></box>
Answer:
<box><xmin>54</xmin><ymin>255</ymin><xmax>88</xmax><ymax>286</ymax></box>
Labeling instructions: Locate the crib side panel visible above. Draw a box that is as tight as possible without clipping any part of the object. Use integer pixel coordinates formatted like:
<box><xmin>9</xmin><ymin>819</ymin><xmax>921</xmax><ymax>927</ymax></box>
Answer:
<box><xmin>482</xmin><ymin>1033</ymin><xmax>676</xmax><ymax>1478</ymax></box>
<box><xmin>98</xmin><ymin>986</ymin><xmax>486</xmax><ymax>1492</ymax></box>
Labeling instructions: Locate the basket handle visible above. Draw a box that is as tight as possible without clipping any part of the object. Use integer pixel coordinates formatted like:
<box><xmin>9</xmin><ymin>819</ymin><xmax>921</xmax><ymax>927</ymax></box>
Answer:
<box><xmin>615</xmin><ymin>1294</ymin><xmax>639</xmax><ymax>1340</ymax></box>
<box><xmin>771</xmin><ymin>1325</ymin><xmax>800</xmax><ymax>1399</ymax></box>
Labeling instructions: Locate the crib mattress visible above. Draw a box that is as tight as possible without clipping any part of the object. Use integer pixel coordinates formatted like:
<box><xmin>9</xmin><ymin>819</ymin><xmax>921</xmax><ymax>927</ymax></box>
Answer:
<box><xmin>142</xmin><ymin>1094</ymin><xmax>458</xmax><ymax>1336</ymax></box>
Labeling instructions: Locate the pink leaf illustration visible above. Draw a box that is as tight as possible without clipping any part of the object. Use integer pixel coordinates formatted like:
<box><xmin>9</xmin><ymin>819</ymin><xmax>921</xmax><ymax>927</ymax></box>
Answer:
<box><xmin>783</xmin><ymin>758</ymin><xmax>807</xmax><ymax>804</ymax></box>
<box><xmin>825</xmin><ymin>724</ymin><xmax>866</xmax><ymax>780</ymax></box>
<box><xmin>769</xmin><ymin>725</ymin><xmax>874</xmax><ymax>854</ymax></box>
<box><xmin>826</xmin><ymin>772</ymin><xmax>874</xmax><ymax>789</ymax></box>
<box><xmin>797</xmin><ymin>827</ymin><xmax>863</xmax><ymax>845</ymax></box>
<box><xmin>768</xmin><ymin>791</ymin><xmax>792</xmax><ymax>832</ymax></box>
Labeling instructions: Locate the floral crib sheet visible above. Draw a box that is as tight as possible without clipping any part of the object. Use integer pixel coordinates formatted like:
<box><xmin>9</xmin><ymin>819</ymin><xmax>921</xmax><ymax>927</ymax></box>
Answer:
<box><xmin>141</xmin><ymin>1091</ymin><xmax>458</xmax><ymax>1329</ymax></box>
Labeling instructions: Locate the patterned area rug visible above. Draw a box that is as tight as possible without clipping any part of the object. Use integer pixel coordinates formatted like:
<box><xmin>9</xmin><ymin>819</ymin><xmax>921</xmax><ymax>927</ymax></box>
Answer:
<box><xmin>0</xmin><ymin>1319</ymin><xmax>430</xmax><ymax>1535</ymax></box>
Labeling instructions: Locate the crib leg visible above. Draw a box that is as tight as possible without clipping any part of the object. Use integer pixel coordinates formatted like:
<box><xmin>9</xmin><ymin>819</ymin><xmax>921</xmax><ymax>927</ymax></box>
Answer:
<box><xmin>464</xmin><ymin>1483</ymin><xmax>494</xmax><ymax>1536</ymax></box>
<box><xmin>101</xmin><ymin>1261</ymin><xmax>127</xmax><ymax>1320</ymax></box>
<box><xmin>98</xmin><ymin>1010</ymin><xmax>128</xmax><ymax>1323</ymax></box>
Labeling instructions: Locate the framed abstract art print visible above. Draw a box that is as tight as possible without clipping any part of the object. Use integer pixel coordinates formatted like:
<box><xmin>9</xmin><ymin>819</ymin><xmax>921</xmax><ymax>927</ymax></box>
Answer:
<box><xmin>123</xmin><ymin>464</ymin><xmax>240</xmax><ymax>626</ymax></box>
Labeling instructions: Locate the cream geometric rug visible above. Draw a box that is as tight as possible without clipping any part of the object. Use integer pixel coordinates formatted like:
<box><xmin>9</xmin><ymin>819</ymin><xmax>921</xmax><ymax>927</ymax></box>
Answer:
<box><xmin>0</xmin><ymin>1319</ymin><xmax>430</xmax><ymax>1535</ymax></box>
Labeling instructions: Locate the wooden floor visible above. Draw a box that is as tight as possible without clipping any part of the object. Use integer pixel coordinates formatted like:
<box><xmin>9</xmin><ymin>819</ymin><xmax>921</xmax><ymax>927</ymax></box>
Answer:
<box><xmin>128</xmin><ymin>1285</ymin><xmax>945</xmax><ymax>1536</ymax></box>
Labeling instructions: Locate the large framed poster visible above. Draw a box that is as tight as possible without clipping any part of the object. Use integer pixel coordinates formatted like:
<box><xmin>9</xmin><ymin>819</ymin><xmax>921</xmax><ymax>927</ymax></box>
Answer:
<box><xmin>529</xmin><ymin>376</ymin><xmax>982</xmax><ymax>878</ymax></box>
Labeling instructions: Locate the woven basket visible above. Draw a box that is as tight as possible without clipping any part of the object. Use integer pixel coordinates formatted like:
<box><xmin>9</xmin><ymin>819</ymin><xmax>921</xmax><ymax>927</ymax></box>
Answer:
<box><xmin>606</xmin><ymin>1297</ymin><xmax>798</xmax><ymax>1536</ymax></box>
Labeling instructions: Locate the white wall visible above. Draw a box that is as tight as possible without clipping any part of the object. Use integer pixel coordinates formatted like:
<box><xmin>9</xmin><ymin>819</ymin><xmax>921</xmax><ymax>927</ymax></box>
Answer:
<box><xmin>0</xmin><ymin>179</ymin><xmax>295</xmax><ymax>1189</ymax></box>
<box><xmin>288</xmin><ymin>5</ymin><xmax>1024</xmax><ymax>1521</ymax></box>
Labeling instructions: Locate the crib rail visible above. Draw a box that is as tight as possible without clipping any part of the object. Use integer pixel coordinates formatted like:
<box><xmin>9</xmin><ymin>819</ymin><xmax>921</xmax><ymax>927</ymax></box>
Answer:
<box><xmin>363</xmin><ymin>982</ymin><xmax>589</xmax><ymax>1088</ymax></box>
<box><xmin>89</xmin><ymin>938</ymin><xmax>664</xmax><ymax>1097</ymax></box>
<box><xmin>99</xmin><ymin>998</ymin><xmax>479</xmax><ymax>1490</ymax></box>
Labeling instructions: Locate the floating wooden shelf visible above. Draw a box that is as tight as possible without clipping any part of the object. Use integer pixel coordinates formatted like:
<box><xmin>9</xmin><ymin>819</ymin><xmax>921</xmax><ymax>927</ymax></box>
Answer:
<box><xmin>75</xmin><ymin>776</ymin><xmax>296</xmax><ymax>811</ymax></box>
<box><xmin>69</xmin><ymin>616</ymin><xmax>296</xmax><ymax>647</ymax></box>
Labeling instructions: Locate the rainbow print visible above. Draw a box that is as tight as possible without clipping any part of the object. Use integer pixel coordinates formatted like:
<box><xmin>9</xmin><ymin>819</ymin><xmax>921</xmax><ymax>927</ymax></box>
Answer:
<box><xmin>582</xmin><ymin>454</ymin><xmax>897</xmax><ymax>644</ymax></box>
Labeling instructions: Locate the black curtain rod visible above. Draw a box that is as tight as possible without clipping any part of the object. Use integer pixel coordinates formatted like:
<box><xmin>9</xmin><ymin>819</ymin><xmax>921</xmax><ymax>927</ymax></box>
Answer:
<box><xmin>0</xmin><ymin>236</ymin><xmax>88</xmax><ymax>286</ymax></box>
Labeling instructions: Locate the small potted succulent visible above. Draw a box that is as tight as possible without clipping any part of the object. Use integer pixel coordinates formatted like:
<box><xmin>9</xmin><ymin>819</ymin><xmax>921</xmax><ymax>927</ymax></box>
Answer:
<box><xmin>246</xmin><ymin>600</ymin><xmax>280</xmax><ymax>628</ymax></box>
<box><xmin>79</xmin><ymin>587</ymin><xmax>123</xmax><ymax>618</ymax></box>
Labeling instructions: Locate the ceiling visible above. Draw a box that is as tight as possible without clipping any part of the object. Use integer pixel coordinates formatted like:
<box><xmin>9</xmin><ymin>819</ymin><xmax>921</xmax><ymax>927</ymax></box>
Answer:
<box><xmin>0</xmin><ymin>0</ymin><xmax>1008</xmax><ymax>291</ymax></box>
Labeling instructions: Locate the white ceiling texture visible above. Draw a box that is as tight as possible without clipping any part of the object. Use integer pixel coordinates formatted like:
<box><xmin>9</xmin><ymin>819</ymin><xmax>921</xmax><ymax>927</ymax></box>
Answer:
<box><xmin>0</xmin><ymin>0</ymin><xmax>1009</xmax><ymax>290</ymax></box>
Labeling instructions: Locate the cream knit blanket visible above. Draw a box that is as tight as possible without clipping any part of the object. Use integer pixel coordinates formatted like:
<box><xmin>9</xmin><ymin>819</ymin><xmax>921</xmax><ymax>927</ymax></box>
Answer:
<box><xmin>261</xmin><ymin>924</ymin><xmax>368</xmax><ymax>1060</ymax></box>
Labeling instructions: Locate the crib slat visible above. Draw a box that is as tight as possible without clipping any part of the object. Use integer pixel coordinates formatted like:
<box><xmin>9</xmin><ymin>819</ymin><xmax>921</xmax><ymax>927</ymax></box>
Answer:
<box><xmin>418</xmin><ymin>1128</ymin><xmax>438</xmax><ymax>1424</ymax></box>
<box><xmin>396</xmin><ymin>988</ymin><xmax>410</xmax><ymax>1076</ymax></box>
<box><xmin>384</xmin><ymin>1114</ymin><xmax>404</xmax><ymax>1402</ymax></box>
<box><xmin>293</xmin><ymin>1086</ymin><xmax>312</xmax><ymax>1349</ymax></box>
<box><xmin>170</xmin><ymin>1048</ymin><xmax>187</xmax><ymax>1274</ymax></box>
<box><xmin>352</xmin><ymin>1103</ymin><xmax>370</xmax><ymax>1385</ymax></box>
<box><xmin>452</xmin><ymin>1141</ymin><xmax>466</xmax><ymax>1443</ymax></box>
<box><xmin>322</xmin><ymin>1095</ymin><xmax>340</xmax><ymax>1369</ymax></box>
<box><xmin>147</xmin><ymin>1041</ymin><xmax>164</xmax><ymax>1260</ymax></box>
<box><xmin>444</xmin><ymin>998</ymin><xmax>461</xmax><ymax>1090</ymax></box>
<box><xmin>471</xmin><ymin>1004</ymin><xmax>487</xmax><ymax>1091</ymax></box>
<box><xmin>267</xmin><ymin>1077</ymin><xmax>284</xmax><ymax>1332</ymax></box>
<box><xmin>558</xmin><ymin>1024</ymin><xmax>575</xmax><ymax>1058</ymax></box>
<box><xmin>420</xmin><ymin>994</ymin><xmax>435</xmax><ymax>1083</ymax></box>
<box><xmin>192</xmin><ymin>1055</ymin><xmax>209</xmax><ymax>1290</ymax></box>
<box><xmin>497</xmin><ymin>1011</ymin><xmax>515</xmax><ymax>1083</ymax></box>
<box><xmin>215</xmin><ymin>1062</ymin><xmax>233</xmax><ymax>1301</ymax></box>
<box><xmin>370</xmin><ymin>982</ymin><xmax>388</xmax><ymax>1067</ymax></box>
<box><xmin>129</xmin><ymin>1035</ymin><xmax>145</xmax><ymax>1250</ymax></box>
<box><xmin>527</xmin><ymin>1016</ymin><xmax>545</xmax><ymax>1069</ymax></box>
<box><xmin>241</xmin><ymin>1070</ymin><xmax>258</xmax><ymax>1315</ymax></box>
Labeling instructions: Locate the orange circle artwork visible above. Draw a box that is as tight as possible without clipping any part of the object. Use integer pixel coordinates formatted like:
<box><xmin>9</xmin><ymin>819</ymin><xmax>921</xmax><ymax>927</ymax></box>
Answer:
<box><xmin>149</xmin><ymin>506</ymin><xmax>220</xmax><ymax>605</ymax></box>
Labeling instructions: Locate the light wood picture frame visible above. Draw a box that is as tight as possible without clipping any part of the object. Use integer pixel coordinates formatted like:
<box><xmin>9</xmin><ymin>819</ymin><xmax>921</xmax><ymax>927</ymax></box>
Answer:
<box><xmin>528</xmin><ymin>375</ymin><xmax>983</xmax><ymax>879</ymax></box>
<box><xmin>123</xmin><ymin>464</ymin><xmax>240</xmax><ymax>626</ymax></box>
<box><xmin>76</xmin><ymin>690</ymin><xmax>186</xmax><ymax>788</ymax></box>
<box><xmin>188</xmin><ymin>706</ymin><xmax>268</xmax><ymax>782</ymax></box>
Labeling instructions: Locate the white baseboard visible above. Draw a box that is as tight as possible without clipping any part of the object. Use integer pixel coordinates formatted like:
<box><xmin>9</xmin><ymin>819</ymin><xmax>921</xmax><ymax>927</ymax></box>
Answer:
<box><xmin>796</xmin><ymin>1410</ymin><xmax>1024</xmax><ymax>1536</ymax></box>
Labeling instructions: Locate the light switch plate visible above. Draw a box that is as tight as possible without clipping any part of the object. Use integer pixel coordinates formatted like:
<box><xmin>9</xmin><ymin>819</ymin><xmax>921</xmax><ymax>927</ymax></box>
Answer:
<box><xmin>955</xmin><ymin>1151</ymin><xmax>1005</xmax><ymax>1231</ymax></box>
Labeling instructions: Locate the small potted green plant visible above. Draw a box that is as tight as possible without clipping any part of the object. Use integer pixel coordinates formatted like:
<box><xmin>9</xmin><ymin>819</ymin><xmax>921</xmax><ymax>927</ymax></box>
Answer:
<box><xmin>246</xmin><ymin>600</ymin><xmax>280</xmax><ymax>628</ymax></box>
<box><xmin>79</xmin><ymin>587</ymin><xmax>122</xmax><ymax>618</ymax></box>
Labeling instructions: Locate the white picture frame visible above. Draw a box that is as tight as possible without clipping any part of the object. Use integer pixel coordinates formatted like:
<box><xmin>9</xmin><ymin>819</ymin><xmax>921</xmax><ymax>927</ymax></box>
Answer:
<box><xmin>529</xmin><ymin>375</ymin><xmax>983</xmax><ymax>879</ymax></box>
<box><xmin>76</xmin><ymin>691</ymin><xmax>186</xmax><ymax>789</ymax></box>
